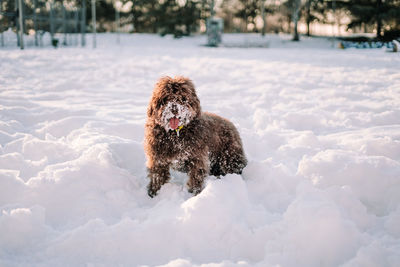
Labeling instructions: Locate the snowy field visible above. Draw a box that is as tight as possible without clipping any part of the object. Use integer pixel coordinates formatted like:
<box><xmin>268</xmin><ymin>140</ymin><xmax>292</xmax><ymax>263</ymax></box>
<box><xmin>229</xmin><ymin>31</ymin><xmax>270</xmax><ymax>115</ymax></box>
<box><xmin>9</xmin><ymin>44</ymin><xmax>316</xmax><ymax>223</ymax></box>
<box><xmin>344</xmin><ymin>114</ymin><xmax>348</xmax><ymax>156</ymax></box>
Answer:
<box><xmin>1</xmin><ymin>33</ymin><xmax>400</xmax><ymax>267</ymax></box>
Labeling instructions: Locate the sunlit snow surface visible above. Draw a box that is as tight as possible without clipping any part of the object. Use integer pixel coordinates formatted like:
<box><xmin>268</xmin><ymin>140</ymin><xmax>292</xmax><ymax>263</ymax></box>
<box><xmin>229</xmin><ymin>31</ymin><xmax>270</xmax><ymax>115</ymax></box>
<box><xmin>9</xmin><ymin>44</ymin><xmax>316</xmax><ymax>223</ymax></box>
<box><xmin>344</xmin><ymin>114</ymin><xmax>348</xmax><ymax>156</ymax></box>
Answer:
<box><xmin>1</xmin><ymin>33</ymin><xmax>400</xmax><ymax>267</ymax></box>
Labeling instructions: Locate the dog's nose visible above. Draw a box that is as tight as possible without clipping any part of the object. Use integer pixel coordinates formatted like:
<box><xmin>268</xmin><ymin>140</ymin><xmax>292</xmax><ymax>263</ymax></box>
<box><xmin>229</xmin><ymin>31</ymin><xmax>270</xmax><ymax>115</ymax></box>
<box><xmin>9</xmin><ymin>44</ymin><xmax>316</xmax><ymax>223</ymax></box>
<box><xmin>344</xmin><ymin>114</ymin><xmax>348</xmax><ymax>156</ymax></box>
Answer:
<box><xmin>171</xmin><ymin>104</ymin><xmax>178</xmax><ymax>115</ymax></box>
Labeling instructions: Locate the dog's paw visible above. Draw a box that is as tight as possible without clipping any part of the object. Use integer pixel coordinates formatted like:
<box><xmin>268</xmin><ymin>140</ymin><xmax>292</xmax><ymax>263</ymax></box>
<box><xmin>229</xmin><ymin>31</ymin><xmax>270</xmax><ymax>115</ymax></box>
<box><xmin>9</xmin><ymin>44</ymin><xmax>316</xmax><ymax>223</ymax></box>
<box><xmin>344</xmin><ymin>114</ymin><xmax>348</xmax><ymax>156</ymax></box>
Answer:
<box><xmin>147</xmin><ymin>182</ymin><xmax>159</xmax><ymax>198</ymax></box>
<box><xmin>188</xmin><ymin>186</ymin><xmax>202</xmax><ymax>196</ymax></box>
<box><xmin>147</xmin><ymin>188</ymin><xmax>157</xmax><ymax>198</ymax></box>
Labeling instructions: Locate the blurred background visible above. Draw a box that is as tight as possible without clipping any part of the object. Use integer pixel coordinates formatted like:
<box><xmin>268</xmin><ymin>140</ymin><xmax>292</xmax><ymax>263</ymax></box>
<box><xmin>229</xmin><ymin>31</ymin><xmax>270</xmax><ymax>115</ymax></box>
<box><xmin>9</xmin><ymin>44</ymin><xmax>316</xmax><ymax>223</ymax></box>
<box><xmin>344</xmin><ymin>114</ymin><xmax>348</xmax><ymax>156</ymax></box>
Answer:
<box><xmin>1</xmin><ymin>0</ymin><xmax>400</xmax><ymax>48</ymax></box>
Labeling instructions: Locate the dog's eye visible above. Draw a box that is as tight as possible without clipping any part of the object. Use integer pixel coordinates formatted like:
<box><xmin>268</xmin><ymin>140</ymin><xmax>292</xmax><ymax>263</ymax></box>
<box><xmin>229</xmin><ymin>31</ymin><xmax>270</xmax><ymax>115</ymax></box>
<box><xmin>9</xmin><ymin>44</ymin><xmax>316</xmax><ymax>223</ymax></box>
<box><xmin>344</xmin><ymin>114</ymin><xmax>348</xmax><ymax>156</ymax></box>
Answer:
<box><xmin>158</xmin><ymin>97</ymin><xmax>168</xmax><ymax>107</ymax></box>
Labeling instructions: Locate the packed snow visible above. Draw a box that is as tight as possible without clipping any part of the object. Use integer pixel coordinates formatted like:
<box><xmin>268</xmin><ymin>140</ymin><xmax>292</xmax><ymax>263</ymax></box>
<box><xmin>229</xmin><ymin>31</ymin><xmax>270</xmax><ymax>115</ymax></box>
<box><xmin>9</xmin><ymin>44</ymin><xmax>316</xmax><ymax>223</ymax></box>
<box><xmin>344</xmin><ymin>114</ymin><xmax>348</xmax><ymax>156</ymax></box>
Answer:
<box><xmin>1</xmin><ymin>33</ymin><xmax>400</xmax><ymax>267</ymax></box>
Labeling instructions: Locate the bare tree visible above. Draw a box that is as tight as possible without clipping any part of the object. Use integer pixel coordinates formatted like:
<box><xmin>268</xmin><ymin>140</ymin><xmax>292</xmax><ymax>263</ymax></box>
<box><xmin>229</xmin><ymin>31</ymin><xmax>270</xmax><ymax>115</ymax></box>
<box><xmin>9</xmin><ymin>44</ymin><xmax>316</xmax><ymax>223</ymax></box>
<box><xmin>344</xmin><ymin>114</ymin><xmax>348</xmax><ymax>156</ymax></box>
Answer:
<box><xmin>292</xmin><ymin>0</ymin><xmax>301</xmax><ymax>41</ymax></box>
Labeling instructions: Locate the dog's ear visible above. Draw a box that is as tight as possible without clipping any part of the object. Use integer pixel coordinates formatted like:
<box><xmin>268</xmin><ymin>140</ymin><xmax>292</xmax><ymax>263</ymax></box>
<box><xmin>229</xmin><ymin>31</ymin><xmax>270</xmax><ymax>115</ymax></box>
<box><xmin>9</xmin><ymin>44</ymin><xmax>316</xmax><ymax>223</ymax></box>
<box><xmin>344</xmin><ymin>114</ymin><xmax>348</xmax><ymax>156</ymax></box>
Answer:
<box><xmin>148</xmin><ymin>76</ymin><xmax>171</xmax><ymax>118</ymax></box>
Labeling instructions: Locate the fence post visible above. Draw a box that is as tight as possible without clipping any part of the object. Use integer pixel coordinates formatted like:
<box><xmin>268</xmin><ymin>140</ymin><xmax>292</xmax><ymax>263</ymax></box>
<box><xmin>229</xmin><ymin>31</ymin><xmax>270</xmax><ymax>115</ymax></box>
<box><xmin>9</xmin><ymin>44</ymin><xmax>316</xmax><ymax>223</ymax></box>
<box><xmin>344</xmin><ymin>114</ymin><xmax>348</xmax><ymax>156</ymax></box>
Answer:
<box><xmin>81</xmin><ymin>0</ymin><xmax>86</xmax><ymax>47</ymax></box>
<box><xmin>34</xmin><ymin>0</ymin><xmax>38</xmax><ymax>46</ymax></box>
<box><xmin>18</xmin><ymin>0</ymin><xmax>24</xmax><ymax>49</ymax></box>
<box><xmin>91</xmin><ymin>0</ymin><xmax>96</xmax><ymax>48</ymax></box>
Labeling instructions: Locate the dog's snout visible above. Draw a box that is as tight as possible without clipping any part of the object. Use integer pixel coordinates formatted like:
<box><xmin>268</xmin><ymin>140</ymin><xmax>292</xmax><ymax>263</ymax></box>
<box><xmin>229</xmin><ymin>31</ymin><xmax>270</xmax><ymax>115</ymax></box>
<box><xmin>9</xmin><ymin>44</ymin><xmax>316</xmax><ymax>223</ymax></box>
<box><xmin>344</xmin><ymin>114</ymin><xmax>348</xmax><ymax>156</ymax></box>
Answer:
<box><xmin>171</xmin><ymin>104</ymin><xmax>178</xmax><ymax>115</ymax></box>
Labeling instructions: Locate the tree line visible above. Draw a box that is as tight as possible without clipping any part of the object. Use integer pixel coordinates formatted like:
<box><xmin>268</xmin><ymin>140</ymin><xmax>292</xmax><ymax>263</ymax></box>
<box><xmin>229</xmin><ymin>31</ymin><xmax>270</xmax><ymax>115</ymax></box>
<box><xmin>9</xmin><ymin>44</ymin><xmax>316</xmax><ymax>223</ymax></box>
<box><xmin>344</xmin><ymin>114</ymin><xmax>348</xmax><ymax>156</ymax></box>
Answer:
<box><xmin>1</xmin><ymin>0</ymin><xmax>399</xmax><ymax>40</ymax></box>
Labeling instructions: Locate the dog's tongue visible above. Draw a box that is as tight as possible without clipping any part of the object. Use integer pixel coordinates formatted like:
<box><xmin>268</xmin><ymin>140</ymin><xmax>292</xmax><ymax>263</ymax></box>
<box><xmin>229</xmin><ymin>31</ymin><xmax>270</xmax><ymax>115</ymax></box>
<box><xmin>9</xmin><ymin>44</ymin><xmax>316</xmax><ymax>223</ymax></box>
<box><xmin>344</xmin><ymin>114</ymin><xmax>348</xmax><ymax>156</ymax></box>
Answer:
<box><xmin>169</xmin><ymin>117</ymin><xmax>180</xmax><ymax>130</ymax></box>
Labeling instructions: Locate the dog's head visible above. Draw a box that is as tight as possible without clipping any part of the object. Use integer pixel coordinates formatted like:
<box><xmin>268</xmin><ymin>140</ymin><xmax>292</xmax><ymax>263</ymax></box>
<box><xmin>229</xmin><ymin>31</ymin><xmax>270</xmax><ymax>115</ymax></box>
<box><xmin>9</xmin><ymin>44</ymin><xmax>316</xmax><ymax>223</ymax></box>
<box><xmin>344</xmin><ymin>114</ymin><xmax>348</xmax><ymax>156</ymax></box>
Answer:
<box><xmin>147</xmin><ymin>76</ymin><xmax>201</xmax><ymax>132</ymax></box>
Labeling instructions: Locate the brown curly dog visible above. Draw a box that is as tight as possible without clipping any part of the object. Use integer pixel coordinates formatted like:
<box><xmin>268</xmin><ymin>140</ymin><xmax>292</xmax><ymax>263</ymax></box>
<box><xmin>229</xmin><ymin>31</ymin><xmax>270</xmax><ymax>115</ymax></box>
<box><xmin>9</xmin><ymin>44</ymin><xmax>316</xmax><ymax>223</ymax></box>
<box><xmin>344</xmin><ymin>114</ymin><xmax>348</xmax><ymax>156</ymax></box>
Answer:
<box><xmin>144</xmin><ymin>76</ymin><xmax>247</xmax><ymax>197</ymax></box>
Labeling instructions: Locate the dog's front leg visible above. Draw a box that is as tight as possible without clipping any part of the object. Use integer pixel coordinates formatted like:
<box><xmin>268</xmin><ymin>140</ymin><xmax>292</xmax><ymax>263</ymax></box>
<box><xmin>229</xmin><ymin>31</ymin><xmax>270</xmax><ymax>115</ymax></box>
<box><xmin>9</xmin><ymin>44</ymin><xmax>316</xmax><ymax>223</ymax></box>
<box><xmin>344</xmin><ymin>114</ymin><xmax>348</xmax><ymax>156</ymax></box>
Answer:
<box><xmin>147</xmin><ymin>164</ymin><xmax>170</xmax><ymax>197</ymax></box>
<box><xmin>187</xmin><ymin>159</ymin><xmax>208</xmax><ymax>195</ymax></box>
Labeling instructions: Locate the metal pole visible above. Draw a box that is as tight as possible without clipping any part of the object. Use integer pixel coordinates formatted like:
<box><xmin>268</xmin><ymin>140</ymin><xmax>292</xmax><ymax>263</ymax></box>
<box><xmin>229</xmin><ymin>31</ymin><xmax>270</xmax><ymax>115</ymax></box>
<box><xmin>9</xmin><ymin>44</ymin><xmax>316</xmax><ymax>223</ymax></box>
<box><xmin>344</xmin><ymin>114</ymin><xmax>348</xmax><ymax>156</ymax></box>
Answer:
<box><xmin>81</xmin><ymin>0</ymin><xmax>86</xmax><ymax>47</ymax></box>
<box><xmin>91</xmin><ymin>0</ymin><xmax>96</xmax><ymax>48</ymax></box>
<box><xmin>115</xmin><ymin>2</ymin><xmax>120</xmax><ymax>44</ymax></box>
<box><xmin>34</xmin><ymin>0</ymin><xmax>38</xmax><ymax>46</ymax></box>
<box><xmin>18</xmin><ymin>0</ymin><xmax>24</xmax><ymax>49</ymax></box>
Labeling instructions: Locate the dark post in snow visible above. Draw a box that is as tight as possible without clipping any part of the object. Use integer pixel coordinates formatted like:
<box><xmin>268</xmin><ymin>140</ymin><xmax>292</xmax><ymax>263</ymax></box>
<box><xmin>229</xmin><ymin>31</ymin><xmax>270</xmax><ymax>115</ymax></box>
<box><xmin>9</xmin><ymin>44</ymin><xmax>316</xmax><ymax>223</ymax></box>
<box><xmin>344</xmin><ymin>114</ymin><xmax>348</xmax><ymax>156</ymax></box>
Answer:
<box><xmin>91</xmin><ymin>0</ymin><xmax>96</xmax><ymax>48</ymax></box>
<box><xmin>33</xmin><ymin>0</ymin><xmax>38</xmax><ymax>46</ymax></box>
<box><xmin>376</xmin><ymin>0</ymin><xmax>382</xmax><ymax>39</ymax></box>
<box><xmin>305</xmin><ymin>0</ymin><xmax>311</xmax><ymax>36</ymax></box>
<box><xmin>18</xmin><ymin>0</ymin><xmax>24</xmax><ymax>49</ymax></box>
<box><xmin>15</xmin><ymin>0</ymin><xmax>19</xmax><ymax>46</ymax></box>
<box><xmin>81</xmin><ymin>0</ymin><xmax>86</xmax><ymax>47</ymax></box>
<box><xmin>0</xmin><ymin>0</ymin><xmax>4</xmax><ymax>47</ymax></box>
<box><xmin>292</xmin><ymin>0</ymin><xmax>301</xmax><ymax>41</ymax></box>
<box><xmin>261</xmin><ymin>0</ymin><xmax>266</xmax><ymax>37</ymax></box>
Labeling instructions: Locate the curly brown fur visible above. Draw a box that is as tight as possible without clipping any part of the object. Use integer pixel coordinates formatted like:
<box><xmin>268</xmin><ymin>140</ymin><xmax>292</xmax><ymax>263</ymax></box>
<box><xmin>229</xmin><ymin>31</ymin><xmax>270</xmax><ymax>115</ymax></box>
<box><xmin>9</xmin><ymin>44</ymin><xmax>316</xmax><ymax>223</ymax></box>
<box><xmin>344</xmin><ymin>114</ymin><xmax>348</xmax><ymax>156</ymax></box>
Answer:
<box><xmin>144</xmin><ymin>76</ymin><xmax>247</xmax><ymax>197</ymax></box>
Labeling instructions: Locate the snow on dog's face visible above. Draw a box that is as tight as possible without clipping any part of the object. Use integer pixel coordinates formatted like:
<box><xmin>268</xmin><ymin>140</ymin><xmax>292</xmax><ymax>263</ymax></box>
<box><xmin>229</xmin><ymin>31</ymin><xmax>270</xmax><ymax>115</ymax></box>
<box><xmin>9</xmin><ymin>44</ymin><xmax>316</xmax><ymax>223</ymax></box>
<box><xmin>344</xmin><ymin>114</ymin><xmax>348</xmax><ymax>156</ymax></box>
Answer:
<box><xmin>148</xmin><ymin>76</ymin><xmax>201</xmax><ymax>132</ymax></box>
<box><xmin>161</xmin><ymin>102</ymin><xmax>191</xmax><ymax>131</ymax></box>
